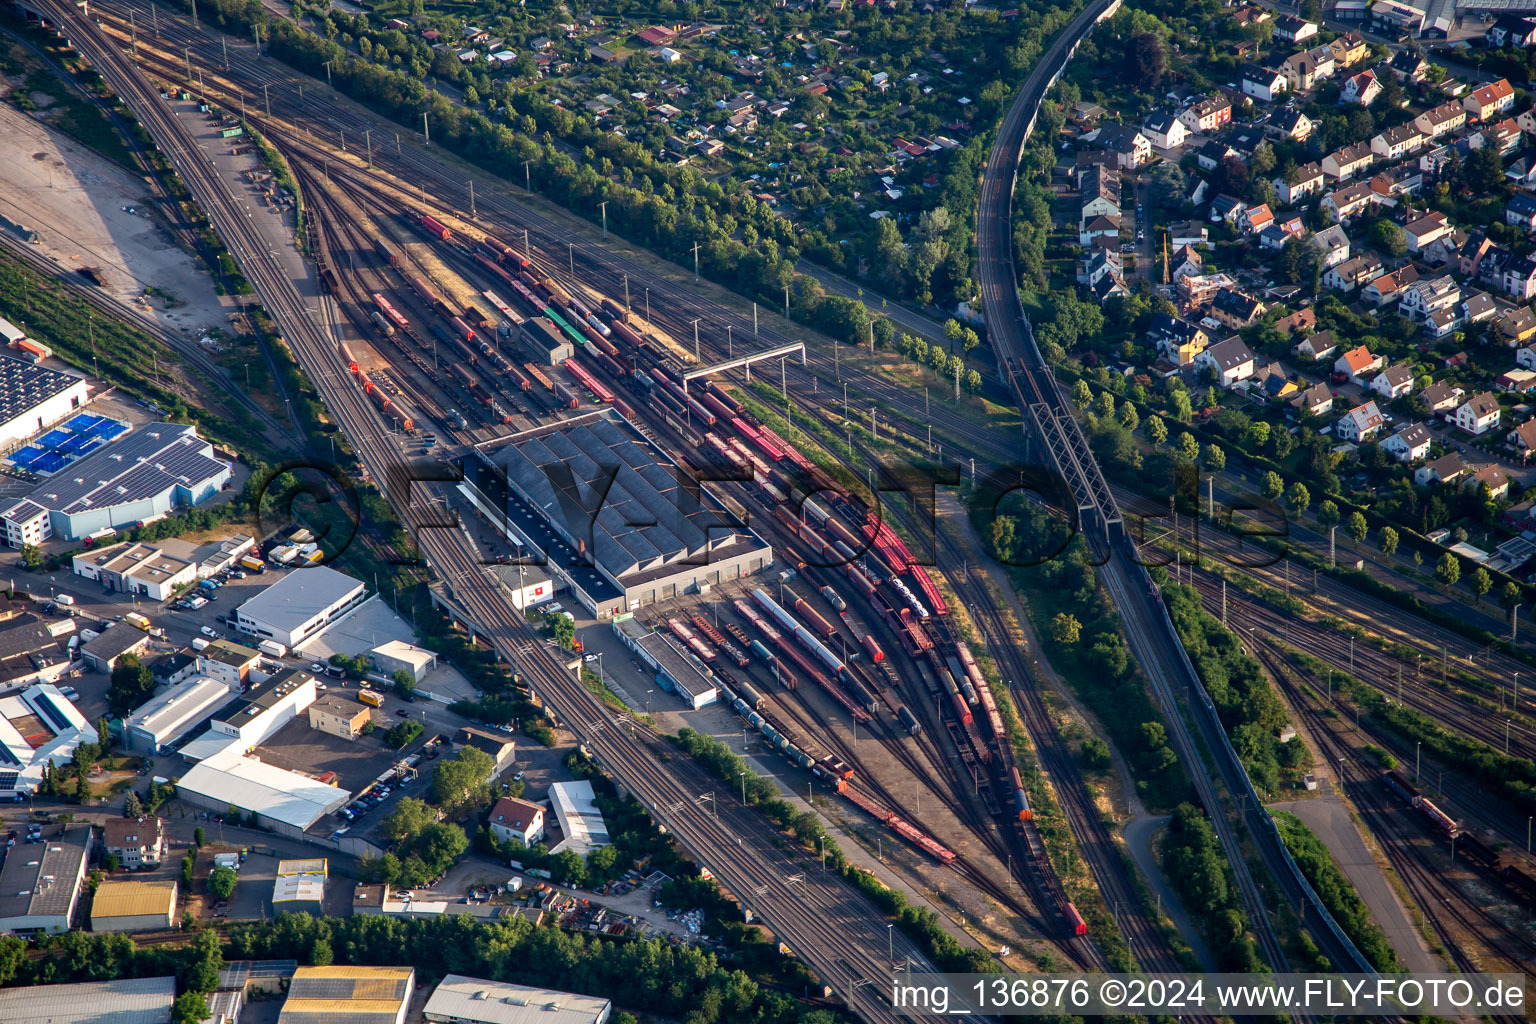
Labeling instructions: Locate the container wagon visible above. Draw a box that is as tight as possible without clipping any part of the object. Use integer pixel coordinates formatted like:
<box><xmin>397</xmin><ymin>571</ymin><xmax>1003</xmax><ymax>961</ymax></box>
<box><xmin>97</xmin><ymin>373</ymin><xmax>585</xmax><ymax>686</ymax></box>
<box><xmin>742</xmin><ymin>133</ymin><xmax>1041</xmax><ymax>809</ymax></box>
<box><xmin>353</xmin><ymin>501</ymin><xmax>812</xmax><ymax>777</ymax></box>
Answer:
<box><xmin>374</xmin><ymin>237</ymin><xmax>400</xmax><ymax>267</ymax></box>
<box><xmin>419</xmin><ymin>213</ymin><xmax>452</xmax><ymax>242</ymax></box>
<box><xmin>897</xmin><ymin>706</ymin><xmax>922</xmax><ymax>736</ymax></box>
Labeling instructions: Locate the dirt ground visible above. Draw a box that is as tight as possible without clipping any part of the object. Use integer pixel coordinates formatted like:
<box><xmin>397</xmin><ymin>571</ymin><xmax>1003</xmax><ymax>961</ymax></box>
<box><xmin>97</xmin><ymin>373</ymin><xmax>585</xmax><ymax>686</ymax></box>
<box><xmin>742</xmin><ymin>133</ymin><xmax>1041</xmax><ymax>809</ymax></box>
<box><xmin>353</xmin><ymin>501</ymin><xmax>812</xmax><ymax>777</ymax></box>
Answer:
<box><xmin>0</xmin><ymin>102</ymin><xmax>234</xmax><ymax>337</ymax></box>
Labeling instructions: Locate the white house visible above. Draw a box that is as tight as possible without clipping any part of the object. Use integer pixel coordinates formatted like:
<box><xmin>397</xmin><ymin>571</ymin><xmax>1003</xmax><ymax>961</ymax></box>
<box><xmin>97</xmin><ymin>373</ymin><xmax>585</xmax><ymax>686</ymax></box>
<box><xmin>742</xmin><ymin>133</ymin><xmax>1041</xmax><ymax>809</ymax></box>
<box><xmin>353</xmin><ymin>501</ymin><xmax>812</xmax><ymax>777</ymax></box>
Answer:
<box><xmin>1142</xmin><ymin>110</ymin><xmax>1188</xmax><ymax>150</ymax></box>
<box><xmin>487</xmin><ymin>795</ymin><xmax>546</xmax><ymax>848</ymax></box>
<box><xmin>1369</xmin><ymin>363</ymin><xmax>1416</xmax><ymax>400</ymax></box>
<box><xmin>1340</xmin><ymin>69</ymin><xmax>1381</xmax><ymax>106</ymax></box>
<box><xmin>1335</xmin><ymin>400</ymin><xmax>1385</xmax><ymax>441</ymax></box>
<box><xmin>1400</xmin><ymin>275</ymin><xmax>1462</xmax><ymax>322</ymax></box>
<box><xmin>1334</xmin><ymin>345</ymin><xmax>1384</xmax><ymax>384</ymax></box>
<box><xmin>1195</xmin><ymin>337</ymin><xmax>1257</xmax><ymax>387</ymax></box>
<box><xmin>1382</xmin><ymin>422</ymin><xmax>1432</xmax><ymax>462</ymax></box>
<box><xmin>1455</xmin><ymin>392</ymin><xmax>1502</xmax><ymax>435</ymax></box>
<box><xmin>1242</xmin><ymin>64</ymin><xmax>1288</xmax><ymax>103</ymax></box>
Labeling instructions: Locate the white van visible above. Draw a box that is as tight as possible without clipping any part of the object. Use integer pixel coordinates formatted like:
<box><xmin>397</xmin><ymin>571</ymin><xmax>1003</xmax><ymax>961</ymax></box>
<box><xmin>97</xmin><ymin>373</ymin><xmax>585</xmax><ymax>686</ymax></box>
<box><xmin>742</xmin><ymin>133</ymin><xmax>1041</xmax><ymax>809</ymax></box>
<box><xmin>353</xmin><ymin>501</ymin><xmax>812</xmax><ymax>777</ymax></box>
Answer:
<box><xmin>54</xmin><ymin>594</ymin><xmax>75</xmax><ymax>606</ymax></box>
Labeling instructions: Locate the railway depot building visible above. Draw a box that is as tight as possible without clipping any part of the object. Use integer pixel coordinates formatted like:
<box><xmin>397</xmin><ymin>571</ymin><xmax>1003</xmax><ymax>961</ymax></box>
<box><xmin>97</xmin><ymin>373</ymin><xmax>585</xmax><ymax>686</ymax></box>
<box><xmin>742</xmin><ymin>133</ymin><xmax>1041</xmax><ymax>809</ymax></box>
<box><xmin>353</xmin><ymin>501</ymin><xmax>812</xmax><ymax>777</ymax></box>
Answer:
<box><xmin>461</xmin><ymin>414</ymin><xmax>772</xmax><ymax>619</ymax></box>
<box><xmin>0</xmin><ymin>423</ymin><xmax>231</xmax><ymax>545</ymax></box>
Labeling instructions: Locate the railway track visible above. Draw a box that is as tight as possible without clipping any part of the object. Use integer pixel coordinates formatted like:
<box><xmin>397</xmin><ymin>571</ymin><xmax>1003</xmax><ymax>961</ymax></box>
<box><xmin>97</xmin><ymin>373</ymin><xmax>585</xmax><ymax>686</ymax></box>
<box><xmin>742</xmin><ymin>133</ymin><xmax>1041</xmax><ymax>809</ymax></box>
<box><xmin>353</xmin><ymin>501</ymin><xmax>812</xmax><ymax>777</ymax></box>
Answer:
<box><xmin>38</xmin><ymin>6</ymin><xmax>948</xmax><ymax>1018</ymax></box>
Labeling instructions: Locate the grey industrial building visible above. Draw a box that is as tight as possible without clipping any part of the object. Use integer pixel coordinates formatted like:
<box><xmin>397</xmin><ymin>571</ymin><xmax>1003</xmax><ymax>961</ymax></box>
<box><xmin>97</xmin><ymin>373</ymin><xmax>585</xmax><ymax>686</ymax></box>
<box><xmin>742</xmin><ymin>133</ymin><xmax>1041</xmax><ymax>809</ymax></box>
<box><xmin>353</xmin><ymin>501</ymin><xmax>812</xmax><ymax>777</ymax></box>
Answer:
<box><xmin>234</xmin><ymin>566</ymin><xmax>367</xmax><ymax>647</ymax></box>
<box><xmin>0</xmin><ymin>977</ymin><xmax>177</xmax><ymax>1024</ymax></box>
<box><xmin>0</xmin><ymin>822</ymin><xmax>91</xmax><ymax>933</ymax></box>
<box><xmin>519</xmin><ymin>317</ymin><xmax>573</xmax><ymax>365</ymax></box>
<box><xmin>0</xmin><ymin>423</ymin><xmax>231</xmax><ymax>544</ymax></box>
<box><xmin>424</xmin><ymin>974</ymin><xmax>611</xmax><ymax>1024</ymax></box>
<box><xmin>461</xmin><ymin>413</ymin><xmax>772</xmax><ymax>619</ymax></box>
<box><xmin>613</xmin><ymin>616</ymin><xmax>719</xmax><ymax>709</ymax></box>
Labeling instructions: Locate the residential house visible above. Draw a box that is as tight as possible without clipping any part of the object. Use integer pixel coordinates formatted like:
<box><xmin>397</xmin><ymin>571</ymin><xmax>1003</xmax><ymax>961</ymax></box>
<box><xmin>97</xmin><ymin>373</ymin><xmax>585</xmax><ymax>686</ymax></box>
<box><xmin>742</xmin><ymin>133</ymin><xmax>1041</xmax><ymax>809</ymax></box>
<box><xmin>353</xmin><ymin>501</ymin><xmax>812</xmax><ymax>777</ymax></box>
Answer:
<box><xmin>1336</xmin><ymin>400</ymin><xmax>1386</xmax><ymax>441</ymax></box>
<box><xmin>1322</xmin><ymin>143</ymin><xmax>1374</xmax><ymax>181</ymax></box>
<box><xmin>1451</xmin><ymin>231</ymin><xmax>1498</xmax><ymax>278</ymax></box>
<box><xmin>1465</xmin><ymin>79</ymin><xmax>1516</xmax><ymax>121</ymax></box>
<box><xmin>1305</xmin><ymin>44</ymin><xmax>1339</xmax><ymax>81</ymax></box>
<box><xmin>1425</xmin><ymin>306</ymin><xmax>1465</xmax><ymax>339</ymax></box>
<box><xmin>1313</xmin><ymin>224</ymin><xmax>1351</xmax><ymax>267</ymax></box>
<box><xmin>1516</xmin><ymin>345</ymin><xmax>1536</xmax><ymax>371</ymax></box>
<box><xmin>1507</xmin><ymin>419</ymin><xmax>1536</xmax><ymax>456</ymax></box>
<box><xmin>1268</xmin><ymin>108</ymin><xmax>1313</xmax><ymax>142</ymax></box>
<box><xmin>1364</xmin><ymin>265</ymin><xmax>1421</xmax><ymax>307</ymax></box>
<box><xmin>1371</xmin><ymin>124</ymin><xmax>1426</xmax><ymax>161</ymax></box>
<box><xmin>1079</xmin><ymin>214</ymin><xmax>1121</xmax><ymax>247</ymax></box>
<box><xmin>1078</xmin><ymin>166</ymin><xmax>1121</xmax><ymax>223</ymax></box>
<box><xmin>1211</xmin><ymin>289</ymin><xmax>1267</xmax><ymax>329</ymax></box>
<box><xmin>1329</xmin><ymin>32</ymin><xmax>1372</xmax><ymax>68</ymax></box>
<box><xmin>1335</xmin><ymin>345</ymin><xmax>1385</xmax><ymax>384</ymax></box>
<box><xmin>1496</xmin><ymin>368</ymin><xmax>1536</xmax><ymax>393</ymax></box>
<box><xmin>1492</xmin><ymin>255</ymin><xmax>1536</xmax><ymax>302</ymax></box>
<box><xmin>1179</xmin><ymin>95</ymin><xmax>1233</xmax><ymax>133</ymax></box>
<box><xmin>1368</xmin><ymin>362</ymin><xmax>1416</xmax><ymax>400</ymax></box>
<box><xmin>487</xmin><ymin>796</ymin><xmax>546</xmax><ymax>848</ymax></box>
<box><xmin>1324</xmin><ymin>254</ymin><xmax>1383</xmax><ymax>292</ymax></box>
<box><xmin>1401</xmin><ymin>275</ymin><xmax>1463</xmax><ymax>321</ymax></box>
<box><xmin>1210</xmin><ymin>193</ymin><xmax>1248</xmax><ymax>224</ymax></box>
<box><xmin>1093</xmin><ymin>124</ymin><xmax>1151</xmax><ymax>169</ymax></box>
<box><xmin>102</xmin><ymin>817</ymin><xmax>166</xmax><ymax>870</ymax></box>
<box><xmin>1273</xmin><ymin>13</ymin><xmax>1319</xmax><ymax>42</ymax></box>
<box><xmin>1168</xmin><ymin>221</ymin><xmax>1209</xmax><ymax>249</ymax></box>
<box><xmin>1196</xmin><ymin>139</ymin><xmax>1239</xmax><ymax>171</ymax></box>
<box><xmin>1142</xmin><ymin>110</ymin><xmax>1188</xmax><ymax>150</ymax></box>
<box><xmin>1487</xmin><ymin>14</ymin><xmax>1536</xmax><ymax>47</ymax></box>
<box><xmin>1415</xmin><ymin>451</ymin><xmax>1467</xmax><ymax>485</ymax></box>
<box><xmin>1092</xmin><ymin>273</ymin><xmax>1132</xmax><ymax>303</ymax></box>
<box><xmin>1369</xmin><ymin>164</ymin><xmax>1424</xmax><ymax>204</ymax></box>
<box><xmin>1240</xmin><ymin>203</ymin><xmax>1275</xmax><ymax>235</ymax></box>
<box><xmin>1274</xmin><ymin>307</ymin><xmax>1318</xmax><ymax>337</ymax></box>
<box><xmin>1519</xmin><ymin>108</ymin><xmax>1536</xmax><ymax>137</ymax></box>
<box><xmin>1281</xmin><ymin>51</ymin><xmax>1322</xmax><ymax>92</ymax></box>
<box><xmin>1261</xmin><ymin>216</ymin><xmax>1307</xmax><ymax>250</ymax></box>
<box><xmin>1413</xmin><ymin>100</ymin><xmax>1468</xmax><ymax>140</ymax></box>
<box><xmin>1506</xmin><ymin>193</ymin><xmax>1536</xmax><ymax>230</ymax></box>
<box><xmin>1293</xmin><ymin>381</ymin><xmax>1335</xmax><ymax>417</ymax></box>
<box><xmin>1382</xmin><ymin>423</ymin><xmax>1433</xmax><ymax>462</ymax></box>
<box><xmin>1340</xmin><ymin>69</ymin><xmax>1382</xmax><ymax>106</ymax></box>
<box><xmin>1275</xmin><ymin>163</ymin><xmax>1325</xmax><ymax>205</ymax></box>
<box><xmin>1294</xmin><ymin>330</ymin><xmax>1339</xmax><ymax>361</ymax></box>
<box><xmin>1486</xmin><ymin>15</ymin><xmax>1536</xmax><ymax>48</ymax></box>
<box><xmin>1404</xmin><ymin>211</ymin><xmax>1452</xmax><ymax>253</ymax></box>
<box><xmin>1455</xmin><ymin>392</ymin><xmax>1502</xmax><ymax>435</ymax></box>
<box><xmin>1322</xmin><ymin>181</ymin><xmax>1376</xmax><ymax>221</ymax></box>
<box><xmin>1497</xmin><ymin>306</ymin><xmax>1536</xmax><ymax>347</ymax></box>
<box><xmin>1389</xmin><ymin>49</ymin><xmax>1430</xmax><ymax>83</ymax></box>
<box><xmin>1169</xmin><ymin>243</ymin><xmax>1204</xmax><ymax>282</ymax></box>
<box><xmin>1196</xmin><ymin>336</ymin><xmax>1258</xmax><ymax>386</ymax></box>
<box><xmin>1467</xmin><ymin>464</ymin><xmax>1511</xmax><ymax>499</ymax></box>
<box><xmin>1419</xmin><ymin>380</ymin><xmax>1464</xmax><ymax>414</ymax></box>
<box><xmin>1463</xmin><ymin>291</ymin><xmax>1500</xmax><ymax>325</ymax></box>
<box><xmin>1148</xmin><ymin>314</ymin><xmax>1210</xmax><ymax>366</ymax></box>
<box><xmin>1081</xmin><ymin>247</ymin><xmax>1123</xmax><ymax>288</ymax></box>
<box><xmin>1241</xmin><ymin>64</ymin><xmax>1288</xmax><ymax>103</ymax></box>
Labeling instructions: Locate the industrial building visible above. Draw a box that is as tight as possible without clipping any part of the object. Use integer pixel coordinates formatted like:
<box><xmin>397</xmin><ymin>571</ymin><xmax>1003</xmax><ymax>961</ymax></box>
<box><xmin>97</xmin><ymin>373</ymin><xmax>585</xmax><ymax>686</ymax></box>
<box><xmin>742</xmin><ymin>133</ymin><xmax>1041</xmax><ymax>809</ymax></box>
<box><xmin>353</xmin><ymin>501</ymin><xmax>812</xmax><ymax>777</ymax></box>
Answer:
<box><xmin>307</xmin><ymin>694</ymin><xmax>372</xmax><ymax>741</ymax></box>
<box><xmin>101</xmin><ymin>815</ymin><xmax>167</xmax><ymax>869</ymax></box>
<box><xmin>461</xmin><ymin>415</ymin><xmax>772</xmax><ymax>620</ymax></box>
<box><xmin>424</xmin><ymin>974</ymin><xmax>611</xmax><ymax>1024</ymax></box>
<box><xmin>519</xmin><ymin>317</ymin><xmax>574</xmax><ymax>365</ymax></box>
<box><xmin>234</xmin><ymin>566</ymin><xmax>368</xmax><ymax>647</ymax></box>
<box><xmin>79</xmin><ymin>624</ymin><xmax>151</xmax><ymax>673</ymax></box>
<box><xmin>0</xmin><ymin>613</ymin><xmax>73</xmax><ymax>692</ymax></box>
<box><xmin>277</xmin><ymin>966</ymin><xmax>415</xmax><ymax>1024</ymax></box>
<box><xmin>613</xmin><ymin>617</ymin><xmax>719</xmax><ymax>709</ymax></box>
<box><xmin>0</xmin><ymin>423</ymin><xmax>231</xmax><ymax>545</ymax></box>
<box><xmin>273</xmin><ymin>859</ymin><xmax>327</xmax><ymax>915</ymax></box>
<box><xmin>0</xmin><ymin>822</ymin><xmax>91</xmax><ymax>933</ymax></box>
<box><xmin>487</xmin><ymin>795</ymin><xmax>545</xmax><ymax>848</ymax></box>
<box><xmin>369</xmin><ymin>640</ymin><xmax>437</xmax><ymax>683</ymax></box>
<box><xmin>456</xmin><ymin>726</ymin><xmax>516</xmax><ymax>775</ymax></box>
<box><xmin>124</xmin><ymin>675</ymin><xmax>238</xmax><ymax>752</ymax></box>
<box><xmin>206</xmin><ymin>669</ymin><xmax>319</xmax><ymax>752</ymax></box>
<box><xmin>197</xmin><ymin>639</ymin><xmax>261</xmax><ymax>689</ymax></box>
<box><xmin>174</xmin><ymin>745</ymin><xmax>350</xmax><ymax>837</ymax></box>
<box><xmin>0</xmin><ymin>683</ymin><xmax>93</xmax><ymax>794</ymax></box>
<box><xmin>547</xmin><ymin>780</ymin><xmax>609</xmax><ymax>857</ymax></box>
<box><xmin>90</xmin><ymin>879</ymin><xmax>178</xmax><ymax>932</ymax></box>
<box><xmin>485</xmin><ymin>561</ymin><xmax>554</xmax><ymax>611</ymax></box>
<box><xmin>71</xmin><ymin>542</ymin><xmax>197</xmax><ymax>601</ymax></box>
<box><xmin>0</xmin><ymin>977</ymin><xmax>177</xmax><ymax>1024</ymax></box>
<box><xmin>0</xmin><ymin>355</ymin><xmax>90</xmax><ymax>456</ymax></box>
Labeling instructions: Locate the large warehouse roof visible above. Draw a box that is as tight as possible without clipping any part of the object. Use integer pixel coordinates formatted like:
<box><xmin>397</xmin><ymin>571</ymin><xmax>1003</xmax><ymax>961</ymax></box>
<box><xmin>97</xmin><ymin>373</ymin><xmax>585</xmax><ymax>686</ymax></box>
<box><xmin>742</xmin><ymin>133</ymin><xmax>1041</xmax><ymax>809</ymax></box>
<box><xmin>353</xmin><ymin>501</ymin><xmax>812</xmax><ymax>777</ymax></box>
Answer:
<box><xmin>126</xmin><ymin>675</ymin><xmax>236</xmax><ymax>742</ymax></box>
<box><xmin>92</xmin><ymin>879</ymin><xmax>177</xmax><ymax>919</ymax></box>
<box><xmin>22</xmin><ymin>423</ymin><xmax>225</xmax><ymax>516</ymax></box>
<box><xmin>0</xmin><ymin>355</ymin><xmax>87</xmax><ymax>425</ymax></box>
<box><xmin>235</xmin><ymin>566</ymin><xmax>365</xmax><ymax>634</ymax></box>
<box><xmin>548</xmin><ymin>780</ymin><xmax>610</xmax><ymax>857</ymax></box>
<box><xmin>424</xmin><ymin>974</ymin><xmax>611</xmax><ymax>1024</ymax></box>
<box><xmin>0</xmin><ymin>684</ymin><xmax>92</xmax><ymax>791</ymax></box>
<box><xmin>495</xmin><ymin>418</ymin><xmax>733</xmax><ymax>582</ymax></box>
<box><xmin>278</xmin><ymin>966</ymin><xmax>413</xmax><ymax>1024</ymax></box>
<box><xmin>175</xmin><ymin>747</ymin><xmax>350</xmax><ymax>829</ymax></box>
<box><xmin>0</xmin><ymin>977</ymin><xmax>176</xmax><ymax>1024</ymax></box>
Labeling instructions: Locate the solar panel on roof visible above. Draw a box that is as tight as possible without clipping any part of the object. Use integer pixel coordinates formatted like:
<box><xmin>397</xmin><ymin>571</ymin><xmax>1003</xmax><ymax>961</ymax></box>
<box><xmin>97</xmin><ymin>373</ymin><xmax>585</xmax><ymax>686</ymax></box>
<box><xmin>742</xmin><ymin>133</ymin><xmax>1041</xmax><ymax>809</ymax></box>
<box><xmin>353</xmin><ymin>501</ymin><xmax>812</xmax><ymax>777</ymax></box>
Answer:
<box><xmin>0</xmin><ymin>744</ymin><xmax>19</xmax><ymax>767</ymax></box>
<box><xmin>33</xmin><ymin>693</ymin><xmax>71</xmax><ymax>731</ymax></box>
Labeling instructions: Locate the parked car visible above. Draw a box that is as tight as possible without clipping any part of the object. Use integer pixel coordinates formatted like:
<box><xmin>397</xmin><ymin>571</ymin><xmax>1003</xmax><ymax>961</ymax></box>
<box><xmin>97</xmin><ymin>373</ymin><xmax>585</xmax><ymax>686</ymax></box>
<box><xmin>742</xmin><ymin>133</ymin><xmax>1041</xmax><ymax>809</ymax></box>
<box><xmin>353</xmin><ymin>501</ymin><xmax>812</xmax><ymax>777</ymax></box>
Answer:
<box><xmin>395</xmin><ymin>709</ymin><xmax>409</xmax><ymax>717</ymax></box>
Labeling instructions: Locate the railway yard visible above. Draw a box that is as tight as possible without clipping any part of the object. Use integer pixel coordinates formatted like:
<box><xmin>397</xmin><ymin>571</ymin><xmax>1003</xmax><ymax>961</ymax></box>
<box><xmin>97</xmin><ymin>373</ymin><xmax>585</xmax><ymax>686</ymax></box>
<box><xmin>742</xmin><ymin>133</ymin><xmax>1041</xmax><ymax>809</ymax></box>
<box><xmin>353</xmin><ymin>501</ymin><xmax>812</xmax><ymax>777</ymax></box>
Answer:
<box><xmin>8</xmin><ymin>0</ymin><xmax>1536</xmax><ymax>1017</ymax></box>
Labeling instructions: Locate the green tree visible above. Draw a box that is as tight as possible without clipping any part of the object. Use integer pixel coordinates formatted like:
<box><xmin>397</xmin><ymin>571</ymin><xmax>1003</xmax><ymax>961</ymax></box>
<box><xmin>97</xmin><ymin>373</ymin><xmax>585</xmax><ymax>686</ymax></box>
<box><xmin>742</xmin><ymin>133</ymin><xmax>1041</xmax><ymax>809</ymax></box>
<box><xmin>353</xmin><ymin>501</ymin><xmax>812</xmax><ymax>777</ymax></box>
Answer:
<box><xmin>392</xmin><ymin>669</ymin><xmax>416</xmax><ymax>698</ymax></box>
<box><xmin>1501</xmin><ymin>581</ymin><xmax>1521</xmax><ymax>611</ymax></box>
<box><xmin>1262</xmin><ymin>471</ymin><xmax>1284</xmax><ymax>502</ymax></box>
<box><xmin>1176</xmin><ymin>432</ymin><xmax>1200</xmax><ymax>462</ymax></box>
<box><xmin>1379</xmin><ymin>526</ymin><xmax>1399</xmax><ymax>555</ymax></box>
<box><xmin>208</xmin><ymin>866</ymin><xmax>237</xmax><ymax>900</ymax></box>
<box><xmin>1370</xmin><ymin>219</ymin><xmax>1406</xmax><ymax>258</ymax></box>
<box><xmin>124</xmin><ymin>791</ymin><xmax>144</xmax><ymax>819</ymax></box>
<box><xmin>1436</xmin><ymin>553</ymin><xmax>1461</xmax><ymax>589</ymax></box>
<box><xmin>1169</xmin><ymin>389</ymin><xmax>1193</xmax><ymax>422</ymax></box>
<box><xmin>1117</xmin><ymin>402</ymin><xmax>1140</xmax><ymax>430</ymax></box>
<box><xmin>1050</xmin><ymin>613</ymin><xmax>1082</xmax><ymax>645</ymax></box>
<box><xmin>310</xmin><ymin>938</ymin><xmax>334</xmax><ymax>966</ymax></box>
<box><xmin>550</xmin><ymin>614</ymin><xmax>576</xmax><ymax>651</ymax></box>
<box><xmin>1095</xmin><ymin>391</ymin><xmax>1116</xmax><ymax>419</ymax></box>
<box><xmin>1203</xmin><ymin>444</ymin><xmax>1226</xmax><ymax>471</ymax></box>
<box><xmin>1470</xmin><ymin>567</ymin><xmax>1492</xmax><ymax>603</ymax></box>
<box><xmin>431</xmin><ymin>746</ymin><xmax>496</xmax><ymax>816</ymax></box>
<box><xmin>1287</xmin><ymin>482</ymin><xmax>1312</xmax><ymax>518</ymax></box>
<box><xmin>1146</xmin><ymin>416</ymin><xmax>1168</xmax><ymax>445</ymax></box>
<box><xmin>1346</xmin><ymin>511</ymin><xmax>1368</xmax><ymax>545</ymax></box>
<box><xmin>194</xmin><ymin>826</ymin><xmax>205</xmax><ymax>848</ymax></box>
<box><xmin>171</xmin><ymin>993</ymin><xmax>210</xmax><ymax>1024</ymax></box>
<box><xmin>383</xmin><ymin>797</ymin><xmax>439</xmax><ymax>842</ymax></box>
<box><xmin>990</xmin><ymin>516</ymin><xmax>1017</xmax><ymax>562</ymax></box>
<box><xmin>18</xmin><ymin>543</ymin><xmax>42</xmax><ymax>569</ymax></box>
<box><xmin>1316</xmin><ymin>500</ymin><xmax>1340</xmax><ymax>528</ymax></box>
<box><xmin>1071</xmin><ymin>379</ymin><xmax>1092</xmax><ymax>407</ymax></box>
<box><xmin>108</xmin><ymin>655</ymin><xmax>155</xmax><ymax>718</ymax></box>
